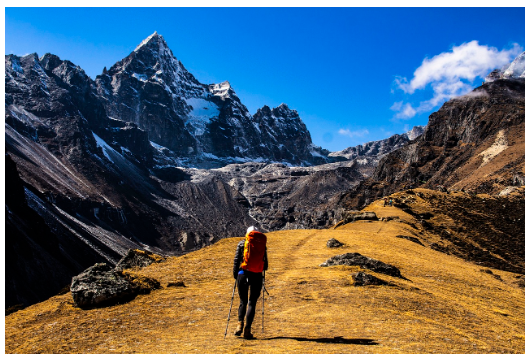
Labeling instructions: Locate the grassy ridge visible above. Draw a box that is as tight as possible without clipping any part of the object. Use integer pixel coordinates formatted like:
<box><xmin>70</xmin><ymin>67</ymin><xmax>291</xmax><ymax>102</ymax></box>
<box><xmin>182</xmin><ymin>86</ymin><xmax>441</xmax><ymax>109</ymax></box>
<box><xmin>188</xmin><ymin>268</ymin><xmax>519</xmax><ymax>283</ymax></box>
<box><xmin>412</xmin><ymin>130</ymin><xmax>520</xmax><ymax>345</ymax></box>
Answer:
<box><xmin>5</xmin><ymin>197</ymin><xmax>524</xmax><ymax>353</ymax></box>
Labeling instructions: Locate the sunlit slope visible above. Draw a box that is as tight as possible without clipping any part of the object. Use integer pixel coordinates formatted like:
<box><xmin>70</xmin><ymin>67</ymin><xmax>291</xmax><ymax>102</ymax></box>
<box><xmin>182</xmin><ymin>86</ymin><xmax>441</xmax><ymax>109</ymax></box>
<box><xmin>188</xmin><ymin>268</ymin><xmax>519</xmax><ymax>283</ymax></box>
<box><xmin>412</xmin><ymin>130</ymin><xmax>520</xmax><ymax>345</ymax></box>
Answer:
<box><xmin>5</xmin><ymin>205</ymin><xmax>524</xmax><ymax>354</ymax></box>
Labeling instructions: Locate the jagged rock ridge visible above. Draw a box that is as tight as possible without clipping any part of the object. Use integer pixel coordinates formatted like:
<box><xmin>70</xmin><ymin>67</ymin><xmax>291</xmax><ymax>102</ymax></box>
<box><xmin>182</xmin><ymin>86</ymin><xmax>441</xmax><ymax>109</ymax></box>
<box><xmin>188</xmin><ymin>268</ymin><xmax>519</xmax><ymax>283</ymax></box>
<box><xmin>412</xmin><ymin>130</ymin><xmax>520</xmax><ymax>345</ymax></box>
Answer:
<box><xmin>330</xmin><ymin>126</ymin><xmax>425</xmax><ymax>161</ymax></box>
<box><xmin>95</xmin><ymin>32</ymin><xmax>332</xmax><ymax>167</ymax></box>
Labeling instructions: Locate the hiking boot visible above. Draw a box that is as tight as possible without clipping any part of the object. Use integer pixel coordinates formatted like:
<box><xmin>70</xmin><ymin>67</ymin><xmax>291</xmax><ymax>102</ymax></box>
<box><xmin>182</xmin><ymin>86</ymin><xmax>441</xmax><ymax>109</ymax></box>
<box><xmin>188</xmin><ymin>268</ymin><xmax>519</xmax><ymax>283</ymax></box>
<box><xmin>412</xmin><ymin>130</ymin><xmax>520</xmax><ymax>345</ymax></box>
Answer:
<box><xmin>243</xmin><ymin>326</ymin><xmax>254</xmax><ymax>339</ymax></box>
<box><xmin>234</xmin><ymin>321</ymin><xmax>244</xmax><ymax>336</ymax></box>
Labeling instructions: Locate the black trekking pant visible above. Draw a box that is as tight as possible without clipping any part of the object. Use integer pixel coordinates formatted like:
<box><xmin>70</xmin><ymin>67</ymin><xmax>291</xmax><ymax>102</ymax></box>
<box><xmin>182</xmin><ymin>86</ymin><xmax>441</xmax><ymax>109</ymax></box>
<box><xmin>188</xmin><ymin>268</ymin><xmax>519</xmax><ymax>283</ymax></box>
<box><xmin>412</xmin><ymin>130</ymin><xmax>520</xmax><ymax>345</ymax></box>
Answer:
<box><xmin>237</xmin><ymin>270</ymin><xmax>263</xmax><ymax>327</ymax></box>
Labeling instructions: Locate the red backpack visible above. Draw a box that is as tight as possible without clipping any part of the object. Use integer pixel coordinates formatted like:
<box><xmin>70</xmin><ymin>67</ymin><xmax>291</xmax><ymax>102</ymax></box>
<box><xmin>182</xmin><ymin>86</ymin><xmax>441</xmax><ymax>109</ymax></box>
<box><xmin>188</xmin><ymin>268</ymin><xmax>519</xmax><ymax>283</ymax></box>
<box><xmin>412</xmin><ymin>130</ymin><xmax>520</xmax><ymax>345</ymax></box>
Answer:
<box><xmin>240</xmin><ymin>231</ymin><xmax>267</xmax><ymax>273</ymax></box>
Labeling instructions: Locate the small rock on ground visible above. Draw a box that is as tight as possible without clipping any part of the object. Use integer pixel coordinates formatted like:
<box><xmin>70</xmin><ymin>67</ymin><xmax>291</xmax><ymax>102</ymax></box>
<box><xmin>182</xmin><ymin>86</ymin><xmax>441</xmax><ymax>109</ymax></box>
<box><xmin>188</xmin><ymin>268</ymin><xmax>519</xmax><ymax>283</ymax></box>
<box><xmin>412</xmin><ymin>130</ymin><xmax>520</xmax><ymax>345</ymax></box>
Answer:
<box><xmin>327</xmin><ymin>238</ymin><xmax>344</xmax><ymax>248</ymax></box>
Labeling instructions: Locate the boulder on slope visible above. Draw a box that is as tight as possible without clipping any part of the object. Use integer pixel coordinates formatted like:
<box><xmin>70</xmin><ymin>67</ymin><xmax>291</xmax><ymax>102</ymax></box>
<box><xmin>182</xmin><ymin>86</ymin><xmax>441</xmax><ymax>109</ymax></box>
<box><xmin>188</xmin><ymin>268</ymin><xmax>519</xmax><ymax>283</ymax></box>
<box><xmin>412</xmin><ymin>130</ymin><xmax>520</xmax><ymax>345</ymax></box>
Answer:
<box><xmin>320</xmin><ymin>252</ymin><xmax>404</xmax><ymax>279</ymax></box>
<box><xmin>70</xmin><ymin>262</ymin><xmax>160</xmax><ymax>309</ymax></box>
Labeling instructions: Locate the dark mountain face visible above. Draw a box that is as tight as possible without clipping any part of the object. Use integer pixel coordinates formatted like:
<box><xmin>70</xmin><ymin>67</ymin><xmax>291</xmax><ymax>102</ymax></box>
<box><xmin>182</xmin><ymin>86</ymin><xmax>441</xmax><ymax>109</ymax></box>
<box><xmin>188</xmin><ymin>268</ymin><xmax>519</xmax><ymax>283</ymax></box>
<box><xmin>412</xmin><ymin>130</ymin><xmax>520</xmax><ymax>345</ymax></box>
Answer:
<box><xmin>184</xmin><ymin>161</ymin><xmax>364</xmax><ymax>232</ymax></box>
<box><xmin>4</xmin><ymin>49</ymin><xmax>258</xmax><ymax>309</ymax></box>
<box><xmin>251</xmin><ymin>104</ymin><xmax>330</xmax><ymax>165</ymax></box>
<box><xmin>95</xmin><ymin>33</ymin><xmax>199</xmax><ymax>157</ymax></box>
<box><xmin>5</xmin><ymin>154</ymin><xmax>109</xmax><ymax>309</ymax></box>
<box><xmin>340</xmin><ymin>79</ymin><xmax>525</xmax><ymax>210</ymax></box>
<box><xmin>94</xmin><ymin>32</ymin><xmax>332</xmax><ymax>167</ymax></box>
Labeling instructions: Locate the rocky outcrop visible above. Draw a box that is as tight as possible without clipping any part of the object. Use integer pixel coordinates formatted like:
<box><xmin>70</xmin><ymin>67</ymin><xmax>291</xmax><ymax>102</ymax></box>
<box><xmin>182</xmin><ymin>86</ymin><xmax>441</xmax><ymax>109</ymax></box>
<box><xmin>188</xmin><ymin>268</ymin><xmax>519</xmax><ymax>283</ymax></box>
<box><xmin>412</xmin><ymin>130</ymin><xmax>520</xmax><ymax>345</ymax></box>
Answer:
<box><xmin>343</xmin><ymin>211</ymin><xmax>378</xmax><ymax>222</ymax></box>
<box><xmin>115</xmin><ymin>249</ymin><xmax>166</xmax><ymax>270</ymax></box>
<box><xmin>350</xmin><ymin>272</ymin><xmax>390</xmax><ymax>286</ymax></box>
<box><xmin>71</xmin><ymin>263</ymin><xmax>134</xmax><ymax>308</ymax></box>
<box><xmin>70</xmin><ymin>262</ymin><xmax>160</xmax><ymax>309</ymax></box>
<box><xmin>320</xmin><ymin>252</ymin><xmax>404</xmax><ymax>279</ymax></box>
<box><xmin>333</xmin><ymin>211</ymin><xmax>378</xmax><ymax>229</ymax></box>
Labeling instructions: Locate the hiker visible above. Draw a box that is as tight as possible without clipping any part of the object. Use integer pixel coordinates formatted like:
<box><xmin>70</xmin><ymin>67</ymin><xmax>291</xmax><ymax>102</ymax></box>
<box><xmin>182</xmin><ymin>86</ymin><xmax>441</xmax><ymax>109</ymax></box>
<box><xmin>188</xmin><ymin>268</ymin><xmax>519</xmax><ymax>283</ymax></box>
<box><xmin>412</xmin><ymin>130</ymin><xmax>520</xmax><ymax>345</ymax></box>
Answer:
<box><xmin>389</xmin><ymin>198</ymin><xmax>393</xmax><ymax>206</ymax></box>
<box><xmin>383</xmin><ymin>198</ymin><xmax>388</xmax><ymax>207</ymax></box>
<box><xmin>233</xmin><ymin>226</ymin><xmax>268</xmax><ymax>339</ymax></box>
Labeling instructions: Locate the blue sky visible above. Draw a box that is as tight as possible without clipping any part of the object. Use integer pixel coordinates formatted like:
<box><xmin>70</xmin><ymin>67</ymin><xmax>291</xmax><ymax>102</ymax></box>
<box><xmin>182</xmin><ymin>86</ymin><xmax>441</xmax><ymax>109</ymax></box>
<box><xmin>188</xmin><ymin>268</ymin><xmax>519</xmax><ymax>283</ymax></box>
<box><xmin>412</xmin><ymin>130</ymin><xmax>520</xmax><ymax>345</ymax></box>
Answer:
<box><xmin>5</xmin><ymin>7</ymin><xmax>525</xmax><ymax>152</ymax></box>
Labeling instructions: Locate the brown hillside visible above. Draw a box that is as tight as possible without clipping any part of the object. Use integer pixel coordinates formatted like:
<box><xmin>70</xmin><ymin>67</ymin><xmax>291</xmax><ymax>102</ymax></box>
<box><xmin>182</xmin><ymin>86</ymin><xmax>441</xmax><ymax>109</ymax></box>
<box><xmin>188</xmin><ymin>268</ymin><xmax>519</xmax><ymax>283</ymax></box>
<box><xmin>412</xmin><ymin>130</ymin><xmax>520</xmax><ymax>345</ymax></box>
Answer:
<box><xmin>345</xmin><ymin>188</ymin><xmax>525</xmax><ymax>274</ymax></box>
<box><xmin>341</xmin><ymin>79</ymin><xmax>525</xmax><ymax>210</ymax></box>
<box><xmin>5</xmin><ymin>198</ymin><xmax>525</xmax><ymax>353</ymax></box>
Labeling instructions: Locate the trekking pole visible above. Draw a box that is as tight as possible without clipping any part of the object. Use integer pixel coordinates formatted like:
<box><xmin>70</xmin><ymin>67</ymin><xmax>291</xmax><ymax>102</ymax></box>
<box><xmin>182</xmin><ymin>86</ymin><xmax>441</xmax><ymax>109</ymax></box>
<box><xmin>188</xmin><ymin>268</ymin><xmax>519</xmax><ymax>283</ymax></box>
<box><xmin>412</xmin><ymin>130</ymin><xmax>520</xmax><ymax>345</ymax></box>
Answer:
<box><xmin>224</xmin><ymin>279</ymin><xmax>237</xmax><ymax>339</ymax></box>
<box><xmin>261</xmin><ymin>271</ymin><xmax>265</xmax><ymax>334</ymax></box>
<box><xmin>261</xmin><ymin>271</ymin><xmax>269</xmax><ymax>333</ymax></box>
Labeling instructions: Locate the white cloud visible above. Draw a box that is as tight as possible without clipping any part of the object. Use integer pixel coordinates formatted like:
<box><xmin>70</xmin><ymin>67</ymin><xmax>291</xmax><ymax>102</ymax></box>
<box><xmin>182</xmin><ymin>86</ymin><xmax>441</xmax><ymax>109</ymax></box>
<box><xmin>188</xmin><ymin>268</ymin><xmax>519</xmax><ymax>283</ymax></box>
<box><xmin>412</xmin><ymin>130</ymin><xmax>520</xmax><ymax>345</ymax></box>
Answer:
<box><xmin>397</xmin><ymin>41</ymin><xmax>520</xmax><ymax>94</ymax></box>
<box><xmin>393</xmin><ymin>41</ymin><xmax>522</xmax><ymax>119</ymax></box>
<box><xmin>338</xmin><ymin>128</ymin><xmax>369</xmax><ymax>138</ymax></box>
<box><xmin>390</xmin><ymin>101</ymin><xmax>416</xmax><ymax>119</ymax></box>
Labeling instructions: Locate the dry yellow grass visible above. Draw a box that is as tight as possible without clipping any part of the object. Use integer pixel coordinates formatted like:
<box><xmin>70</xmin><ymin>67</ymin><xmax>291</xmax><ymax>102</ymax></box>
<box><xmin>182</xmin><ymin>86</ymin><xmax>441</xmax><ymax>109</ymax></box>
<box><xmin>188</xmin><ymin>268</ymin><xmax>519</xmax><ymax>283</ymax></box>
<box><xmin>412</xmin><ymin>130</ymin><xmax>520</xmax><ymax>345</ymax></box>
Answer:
<box><xmin>5</xmin><ymin>203</ymin><xmax>524</xmax><ymax>354</ymax></box>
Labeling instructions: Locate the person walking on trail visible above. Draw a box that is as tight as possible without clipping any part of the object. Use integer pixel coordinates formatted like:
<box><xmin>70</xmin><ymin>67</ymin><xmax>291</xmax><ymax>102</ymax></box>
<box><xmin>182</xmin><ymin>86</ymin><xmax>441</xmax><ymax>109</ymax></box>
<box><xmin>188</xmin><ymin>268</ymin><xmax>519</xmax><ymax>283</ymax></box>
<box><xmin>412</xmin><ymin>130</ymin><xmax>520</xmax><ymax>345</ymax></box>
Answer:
<box><xmin>233</xmin><ymin>226</ymin><xmax>268</xmax><ymax>339</ymax></box>
<box><xmin>383</xmin><ymin>197</ymin><xmax>388</xmax><ymax>207</ymax></box>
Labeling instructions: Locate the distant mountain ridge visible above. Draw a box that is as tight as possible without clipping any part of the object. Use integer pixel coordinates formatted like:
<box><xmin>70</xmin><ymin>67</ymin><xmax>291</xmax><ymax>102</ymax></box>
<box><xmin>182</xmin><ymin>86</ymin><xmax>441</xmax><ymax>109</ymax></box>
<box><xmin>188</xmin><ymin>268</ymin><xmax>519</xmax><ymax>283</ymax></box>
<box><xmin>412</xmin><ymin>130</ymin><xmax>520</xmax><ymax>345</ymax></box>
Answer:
<box><xmin>329</xmin><ymin>126</ymin><xmax>425</xmax><ymax>161</ymax></box>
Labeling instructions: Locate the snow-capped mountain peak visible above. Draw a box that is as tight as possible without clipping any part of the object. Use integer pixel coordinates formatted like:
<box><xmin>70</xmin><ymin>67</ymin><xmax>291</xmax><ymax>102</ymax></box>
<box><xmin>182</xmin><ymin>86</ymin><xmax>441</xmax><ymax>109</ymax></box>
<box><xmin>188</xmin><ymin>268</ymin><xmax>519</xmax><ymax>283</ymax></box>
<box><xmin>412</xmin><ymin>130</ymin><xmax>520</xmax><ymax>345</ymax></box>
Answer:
<box><xmin>503</xmin><ymin>51</ymin><xmax>525</xmax><ymax>78</ymax></box>
<box><xmin>406</xmin><ymin>125</ymin><xmax>425</xmax><ymax>141</ymax></box>
<box><xmin>92</xmin><ymin>33</ymin><xmax>334</xmax><ymax>167</ymax></box>
<box><xmin>275</xmin><ymin>103</ymin><xmax>293</xmax><ymax>115</ymax></box>
<box><xmin>134</xmin><ymin>31</ymin><xmax>163</xmax><ymax>52</ymax></box>
<box><xmin>485</xmin><ymin>51</ymin><xmax>525</xmax><ymax>82</ymax></box>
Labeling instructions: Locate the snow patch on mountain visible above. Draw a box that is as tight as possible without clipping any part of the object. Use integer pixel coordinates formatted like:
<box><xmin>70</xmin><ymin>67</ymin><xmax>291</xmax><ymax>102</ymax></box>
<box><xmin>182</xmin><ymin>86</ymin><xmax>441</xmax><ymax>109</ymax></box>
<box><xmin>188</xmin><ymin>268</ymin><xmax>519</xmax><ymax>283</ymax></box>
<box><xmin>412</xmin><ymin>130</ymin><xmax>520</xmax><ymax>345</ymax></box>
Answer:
<box><xmin>209</xmin><ymin>81</ymin><xmax>231</xmax><ymax>99</ymax></box>
<box><xmin>93</xmin><ymin>132</ymin><xmax>119</xmax><ymax>163</ymax></box>
<box><xmin>185</xmin><ymin>97</ymin><xmax>220</xmax><ymax>120</ymax></box>
<box><xmin>309</xmin><ymin>144</ymin><xmax>328</xmax><ymax>158</ymax></box>
<box><xmin>134</xmin><ymin>31</ymin><xmax>160</xmax><ymax>52</ymax></box>
<box><xmin>503</xmin><ymin>51</ymin><xmax>525</xmax><ymax>78</ymax></box>
<box><xmin>10</xmin><ymin>58</ymin><xmax>24</xmax><ymax>74</ymax></box>
<box><xmin>406</xmin><ymin>125</ymin><xmax>425</xmax><ymax>141</ymax></box>
<box><xmin>132</xmin><ymin>73</ymin><xmax>148</xmax><ymax>82</ymax></box>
